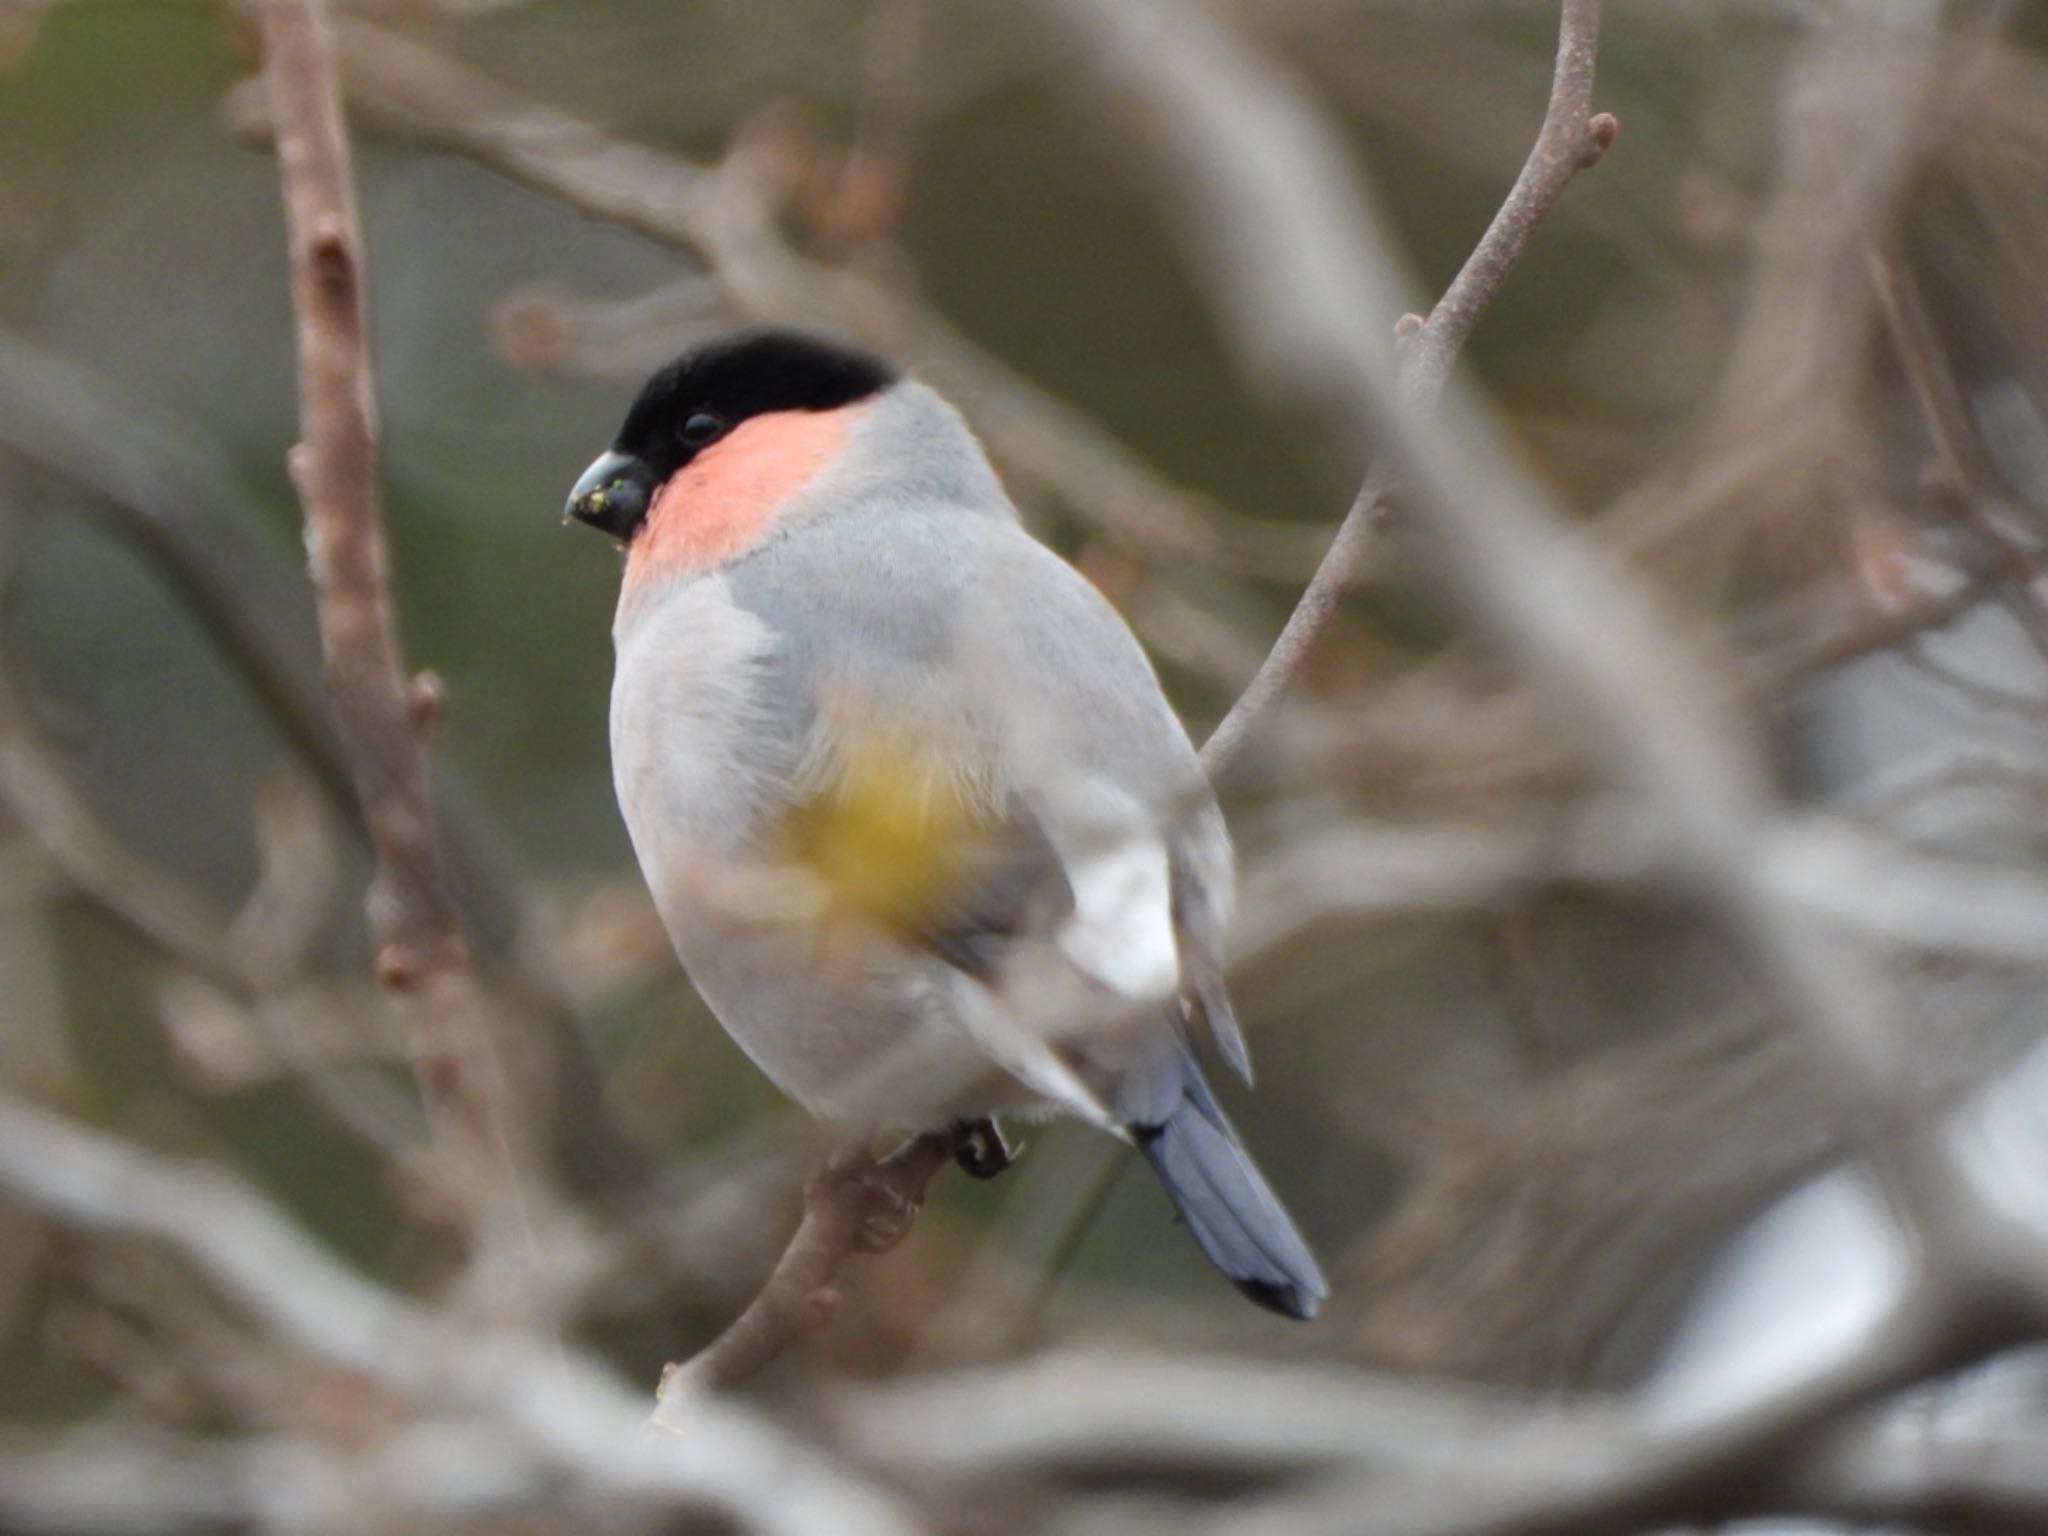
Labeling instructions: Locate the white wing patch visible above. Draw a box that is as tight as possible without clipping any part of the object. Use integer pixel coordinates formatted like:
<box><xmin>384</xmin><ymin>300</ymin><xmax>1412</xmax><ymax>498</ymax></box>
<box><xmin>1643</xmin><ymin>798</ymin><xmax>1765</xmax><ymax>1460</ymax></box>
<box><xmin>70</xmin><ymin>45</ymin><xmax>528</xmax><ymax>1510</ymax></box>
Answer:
<box><xmin>1057</xmin><ymin>834</ymin><xmax>1180</xmax><ymax>999</ymax></box>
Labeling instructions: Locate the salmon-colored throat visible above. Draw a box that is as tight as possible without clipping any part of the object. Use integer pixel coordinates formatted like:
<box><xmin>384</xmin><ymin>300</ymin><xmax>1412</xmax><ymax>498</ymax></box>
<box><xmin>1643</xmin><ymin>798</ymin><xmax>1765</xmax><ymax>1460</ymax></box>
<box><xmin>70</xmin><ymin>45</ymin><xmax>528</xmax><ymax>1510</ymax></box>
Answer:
<box><xmin>620</xmin><ymin>403</ymin><xmax>864</xmax><ymax>611</ymax></box>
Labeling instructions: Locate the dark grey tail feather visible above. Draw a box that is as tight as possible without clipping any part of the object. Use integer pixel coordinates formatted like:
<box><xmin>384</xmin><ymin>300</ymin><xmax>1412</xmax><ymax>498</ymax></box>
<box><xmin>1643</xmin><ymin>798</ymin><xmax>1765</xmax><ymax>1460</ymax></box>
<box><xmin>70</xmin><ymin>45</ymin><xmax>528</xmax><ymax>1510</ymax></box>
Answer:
<box><xmin>1123</xmin><ymin>1040</ymin><xmax>1328</xmax><ymax>1321</ymax></box>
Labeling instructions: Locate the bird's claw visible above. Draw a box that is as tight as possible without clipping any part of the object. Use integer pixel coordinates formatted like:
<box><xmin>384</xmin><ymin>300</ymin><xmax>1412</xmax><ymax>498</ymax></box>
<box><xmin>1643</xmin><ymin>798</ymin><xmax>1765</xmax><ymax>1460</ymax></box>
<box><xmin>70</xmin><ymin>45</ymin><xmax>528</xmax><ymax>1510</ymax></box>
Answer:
<box><xmin>851</xmin><ymin>1174</ymin><xmax>921</xmax><ymax>1253</ymax></box>
<box><xmin>953</xmin><ymin>1118</ymin><xmax>1018</xmax><ymax>1180</ymax></box>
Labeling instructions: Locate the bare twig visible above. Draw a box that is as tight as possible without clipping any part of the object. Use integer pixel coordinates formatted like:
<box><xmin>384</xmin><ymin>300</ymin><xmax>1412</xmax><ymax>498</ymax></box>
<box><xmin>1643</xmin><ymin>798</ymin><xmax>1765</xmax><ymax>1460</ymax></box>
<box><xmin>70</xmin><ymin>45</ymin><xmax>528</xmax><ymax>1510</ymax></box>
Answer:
<box><xmin>1749</xmin><ymin>568</ymin><xmax>1997</xmax><ymax>692</ymax></box>
<box><xmin>1234</xmin><ymin>807</ymin><xmax>2048</xmax><ymax>974</ymax></box>
<box><xmin>840</xmin><ymin>1323</ymin><xmax>2039</xmax><ymax>1536</ymax></box>
<box><xmin>1610</xmin><ymin>0</ymin><xmax>1941</xmax><ymax>573</ymax></box>
<box><xmin>258</xmin><ymin>0</ymin><xmax>523</xmax><ymax>1224</ymax></box>
<box><xmin>1865</xmin><ymin>245</ymin><xmax>2048</xmax><ymax>656</ymax></box>
<box><xmin>0</xmin><ymin>1091</ymin><xmax>924</xmax><ymax>1536</ymax></box>
<box><xmin>1195</xmin><ymin>0</ymin><xmax>1615</xmax><ymax>774</ymax></box>
<box><xmin>653</xmin><ymin>1130</ymin><xmax>960</xmax><ymax>1413</ymax></box>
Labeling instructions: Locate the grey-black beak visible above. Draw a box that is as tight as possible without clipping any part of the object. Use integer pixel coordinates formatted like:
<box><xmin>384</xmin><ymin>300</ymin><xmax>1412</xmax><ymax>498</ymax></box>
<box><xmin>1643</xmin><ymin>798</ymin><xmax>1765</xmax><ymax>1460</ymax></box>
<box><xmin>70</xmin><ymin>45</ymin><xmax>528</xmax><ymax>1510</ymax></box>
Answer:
<box><xmin>566</xmin><ymin>449</ymin><xmax>656</xmax><ymax>540</ymax></box>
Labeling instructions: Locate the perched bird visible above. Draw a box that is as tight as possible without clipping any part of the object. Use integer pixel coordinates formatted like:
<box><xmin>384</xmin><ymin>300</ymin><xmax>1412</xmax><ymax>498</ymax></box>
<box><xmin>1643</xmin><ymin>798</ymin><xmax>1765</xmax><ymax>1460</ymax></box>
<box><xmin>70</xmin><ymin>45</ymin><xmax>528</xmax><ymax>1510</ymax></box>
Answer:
<box><xmin>566</xmin><ymin>328</ymin><xmax>1327</xmax><ymax>1319</ymax></box>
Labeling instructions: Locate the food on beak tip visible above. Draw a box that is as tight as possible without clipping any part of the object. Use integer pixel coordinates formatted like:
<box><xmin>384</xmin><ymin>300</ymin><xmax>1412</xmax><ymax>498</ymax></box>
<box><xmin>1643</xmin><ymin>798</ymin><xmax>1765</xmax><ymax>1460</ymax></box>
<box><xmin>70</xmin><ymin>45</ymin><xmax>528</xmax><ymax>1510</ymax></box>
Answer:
<box><xmin>566</xmin><ymin>449</ymin><xmax>654</xmax><ymax>536</ymax></box>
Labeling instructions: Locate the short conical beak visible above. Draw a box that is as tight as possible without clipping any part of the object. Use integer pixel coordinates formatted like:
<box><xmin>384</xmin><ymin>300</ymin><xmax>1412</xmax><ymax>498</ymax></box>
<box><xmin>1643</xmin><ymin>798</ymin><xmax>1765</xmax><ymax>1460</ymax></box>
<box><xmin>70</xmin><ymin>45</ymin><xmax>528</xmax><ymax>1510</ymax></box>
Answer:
<box><xmin>566</xmin><ymin>449</ymin><xmax>655</xmax><ymax>540</ymax></box>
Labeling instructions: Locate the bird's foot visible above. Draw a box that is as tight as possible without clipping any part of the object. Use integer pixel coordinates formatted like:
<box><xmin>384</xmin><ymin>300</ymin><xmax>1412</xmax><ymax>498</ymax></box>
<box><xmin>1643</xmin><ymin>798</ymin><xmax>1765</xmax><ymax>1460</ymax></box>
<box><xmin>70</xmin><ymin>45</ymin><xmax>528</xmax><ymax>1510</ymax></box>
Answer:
<box><xmin>817</xmin><ymin>1146</ymin><xmax>930</xmax><ymax>1255</ymax></box>
<box><xmin>952</xmin><ymin>1117</ymin><xmax>1019</xmax><ymax>1180</ymax></box>
<box><xmin>851</xmin><ymin>1174</ymin><xmax>921</xmax><ymax>1253</ymax></box>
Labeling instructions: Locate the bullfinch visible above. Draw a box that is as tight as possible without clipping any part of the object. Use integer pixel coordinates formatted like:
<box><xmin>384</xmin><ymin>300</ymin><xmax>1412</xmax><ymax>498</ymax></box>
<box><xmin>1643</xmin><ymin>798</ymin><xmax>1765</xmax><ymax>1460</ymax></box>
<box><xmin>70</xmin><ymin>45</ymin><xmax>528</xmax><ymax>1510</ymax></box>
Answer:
<box><xmin>566</xmin><ymin>328</ymin><xmax>1326</xmax><ymax>1319</ymax></box>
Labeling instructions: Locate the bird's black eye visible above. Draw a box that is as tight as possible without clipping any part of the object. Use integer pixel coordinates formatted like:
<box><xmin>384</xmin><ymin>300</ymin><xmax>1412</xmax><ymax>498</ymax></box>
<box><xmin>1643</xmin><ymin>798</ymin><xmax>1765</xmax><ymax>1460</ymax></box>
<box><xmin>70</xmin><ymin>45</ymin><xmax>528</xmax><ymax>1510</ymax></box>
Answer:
<box><xmin>679</xmin><ymin>411</ymin><xmax>724</xmax><ymax>447</ymax></box>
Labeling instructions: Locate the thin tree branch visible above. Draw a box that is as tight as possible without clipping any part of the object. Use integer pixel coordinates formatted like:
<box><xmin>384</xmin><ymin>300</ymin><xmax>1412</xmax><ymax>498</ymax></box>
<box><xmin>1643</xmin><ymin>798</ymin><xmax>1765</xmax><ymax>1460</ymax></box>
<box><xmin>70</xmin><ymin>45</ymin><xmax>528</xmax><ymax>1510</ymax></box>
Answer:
<box><xmin>1200</xmin><ymin>0</ymin><xmax>1615</xmax><ymax>775</ymax></box>
<box><xmin>652</xmin><ymin>1130</ymin><xmax>961</xmax><ymax>1415</ymax></box>
<box><xmin>1402</xmin><ymin>5</ymin><xmax>1614</xmax><ymax>400</ymax></box>
<box><xmin>0</xmin><ymin>1090</ymin><xmax>924</xmax><ymax>1536</ymax></box>
<box><xmin>839</xmin><ymin>1320</ymin><xmax>2043</xmax><ymax>1536</ymax></box>
<box><xmin>1865</xmin><ymin>244</ymin><xmax>2048</xmax><ymax>656</ymax></box>
<box><xmin>257</xmin><ymin>0</ymin><xmax>524</xmax><ymax>1226</ymax></box>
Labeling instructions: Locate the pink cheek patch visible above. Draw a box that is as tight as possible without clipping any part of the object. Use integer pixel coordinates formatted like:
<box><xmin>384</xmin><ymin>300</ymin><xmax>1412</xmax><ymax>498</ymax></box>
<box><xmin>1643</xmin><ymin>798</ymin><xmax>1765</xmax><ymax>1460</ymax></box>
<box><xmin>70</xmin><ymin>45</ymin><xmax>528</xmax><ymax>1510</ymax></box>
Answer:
<box><xmin>621</xmin><ymin>404</ymin><xmax>864</xmax><ymax>605</ymax></box>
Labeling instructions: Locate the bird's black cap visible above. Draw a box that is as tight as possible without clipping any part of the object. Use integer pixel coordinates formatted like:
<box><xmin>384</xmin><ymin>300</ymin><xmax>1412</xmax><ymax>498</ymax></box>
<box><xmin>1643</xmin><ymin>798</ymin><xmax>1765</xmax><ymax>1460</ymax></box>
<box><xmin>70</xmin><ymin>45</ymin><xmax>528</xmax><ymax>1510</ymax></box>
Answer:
<box><xmin>567</xmin><ymin>328</ymin><xmax>898</xmax><ymax>539</ymax></box>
